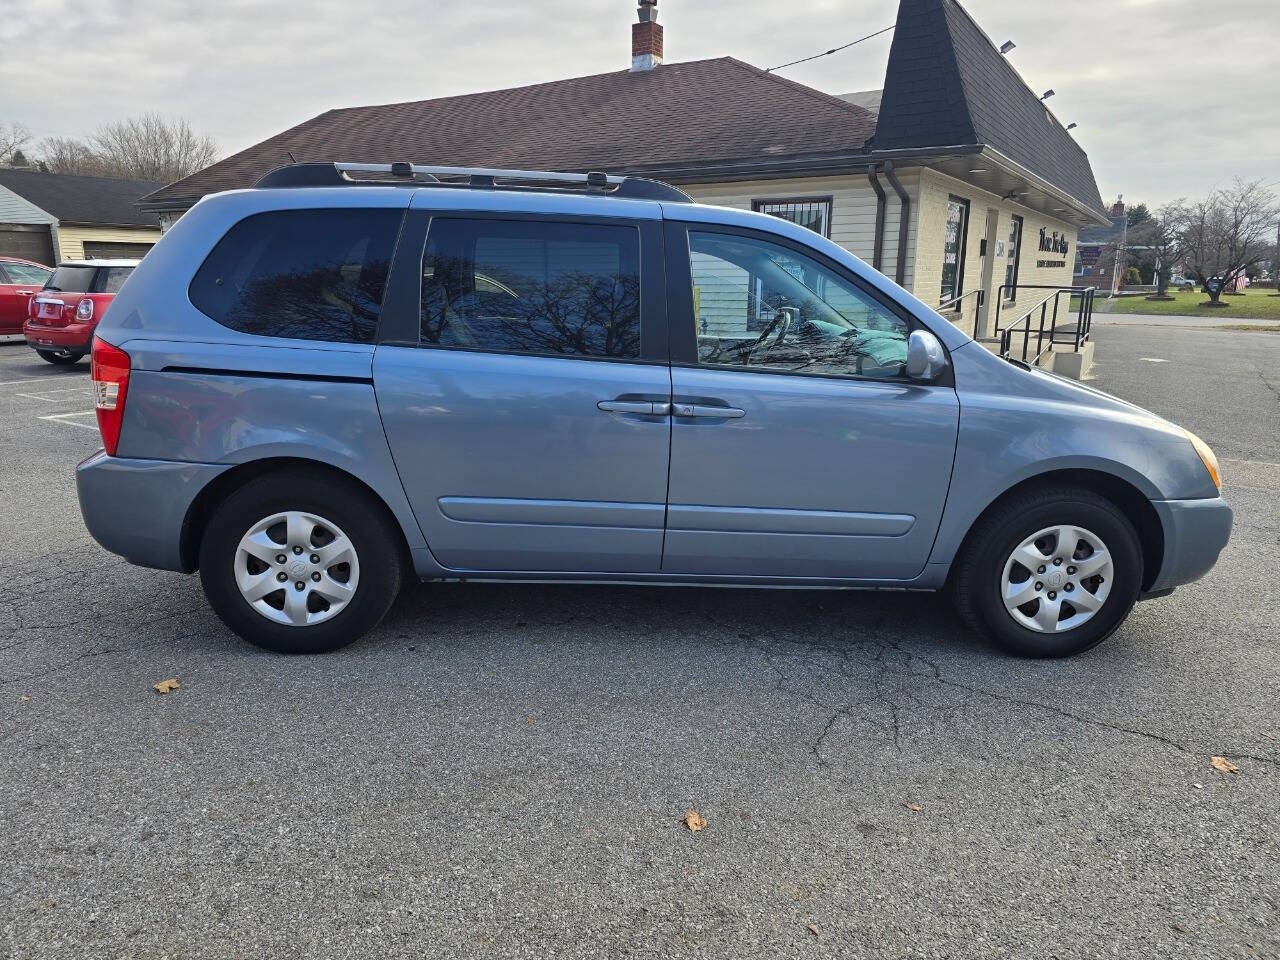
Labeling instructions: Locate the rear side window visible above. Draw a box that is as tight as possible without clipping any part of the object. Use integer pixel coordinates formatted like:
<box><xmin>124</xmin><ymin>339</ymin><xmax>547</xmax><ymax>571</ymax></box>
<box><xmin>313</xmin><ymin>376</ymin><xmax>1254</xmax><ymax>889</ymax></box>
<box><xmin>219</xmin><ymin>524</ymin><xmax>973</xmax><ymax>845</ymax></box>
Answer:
<box><xmin>190</xmin><ymin>208</ymin><xmax>402</xmax><ymax>343</ymax></box>
<box><xmin>419</xmin><ymin>218</ymin><xmax>641</xmax><ymax>359</ymax></box>
<box><xmin>94</xmin><ymin>266</ymin><xmax>133</xmax><ymax>293</ymax></box>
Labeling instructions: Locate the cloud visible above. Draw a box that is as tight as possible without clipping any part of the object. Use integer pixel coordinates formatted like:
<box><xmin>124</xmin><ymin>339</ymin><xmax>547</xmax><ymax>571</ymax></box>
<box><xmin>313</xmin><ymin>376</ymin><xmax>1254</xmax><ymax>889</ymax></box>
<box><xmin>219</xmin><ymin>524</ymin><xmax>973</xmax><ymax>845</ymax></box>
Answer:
<box><xmin>3</xmin><ymin>0</ymin><xmax>1274</xmax><ymax>206</ymax></box>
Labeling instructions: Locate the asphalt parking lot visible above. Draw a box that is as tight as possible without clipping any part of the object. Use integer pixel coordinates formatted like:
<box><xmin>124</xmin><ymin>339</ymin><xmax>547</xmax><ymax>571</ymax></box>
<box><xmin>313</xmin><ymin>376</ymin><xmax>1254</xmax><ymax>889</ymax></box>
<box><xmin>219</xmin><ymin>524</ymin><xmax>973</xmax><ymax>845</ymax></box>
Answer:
<box><xmin>2</xmin><ymin>324</ymin><xmax>1277</xmax><ymax>959</ymax></box>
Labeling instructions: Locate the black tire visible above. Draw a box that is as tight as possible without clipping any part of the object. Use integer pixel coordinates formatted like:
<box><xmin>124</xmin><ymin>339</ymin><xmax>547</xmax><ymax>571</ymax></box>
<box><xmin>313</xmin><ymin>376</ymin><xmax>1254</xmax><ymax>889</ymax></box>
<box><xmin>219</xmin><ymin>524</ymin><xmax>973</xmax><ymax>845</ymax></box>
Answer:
<box><xmin>36</xmin><ymin>349</ymin><xmax>84</xmax><ymax>365</ymax></box>
<box><xmin>198</xmin><ymin>468</ymin><xmax>404</xmax><ymax>654</ymax></box>
<box><xmin>950</xmin><ymin>486</ymin><xmax>1143</xmax><ymax>658</ymax></box>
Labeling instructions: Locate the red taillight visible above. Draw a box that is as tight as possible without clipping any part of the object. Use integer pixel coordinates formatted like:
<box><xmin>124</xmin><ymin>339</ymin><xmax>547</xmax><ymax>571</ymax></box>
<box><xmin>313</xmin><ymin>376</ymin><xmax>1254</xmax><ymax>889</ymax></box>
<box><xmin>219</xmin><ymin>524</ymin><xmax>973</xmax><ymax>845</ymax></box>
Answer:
<box><xmin>91</xmin><ymin>338</ymin><xmax>130</xmax><ymax>456</ymax></box>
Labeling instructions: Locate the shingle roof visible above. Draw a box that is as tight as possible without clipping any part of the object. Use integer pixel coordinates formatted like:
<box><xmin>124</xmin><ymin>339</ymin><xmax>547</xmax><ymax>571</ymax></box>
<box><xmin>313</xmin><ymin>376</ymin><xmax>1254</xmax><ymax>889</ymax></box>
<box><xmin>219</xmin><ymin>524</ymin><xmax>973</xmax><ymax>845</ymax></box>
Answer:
<box><xmin>142</xmin><ymin>57</ymin><xmax>879</xmax><ymax>206</ymax></box>
<box><xmin>872</xmin><ymin>0</ymin><xmax>1108</xmax><ymax>220</ymax></box>
<box><xmin>0</xmin><ymin>169</ymin><xmax>163</xmax><ymax>227</ymax></box>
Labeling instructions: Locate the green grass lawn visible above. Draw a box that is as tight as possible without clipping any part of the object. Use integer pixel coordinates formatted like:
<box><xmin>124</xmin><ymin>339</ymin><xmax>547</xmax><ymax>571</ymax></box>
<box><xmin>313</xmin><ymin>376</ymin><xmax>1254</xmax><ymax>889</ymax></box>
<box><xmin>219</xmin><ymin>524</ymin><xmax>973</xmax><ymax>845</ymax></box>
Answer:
<box><xmin>1101</xmin><ymin>287</ymin><xmax>1280</xmax><ymax>319</ymax></box>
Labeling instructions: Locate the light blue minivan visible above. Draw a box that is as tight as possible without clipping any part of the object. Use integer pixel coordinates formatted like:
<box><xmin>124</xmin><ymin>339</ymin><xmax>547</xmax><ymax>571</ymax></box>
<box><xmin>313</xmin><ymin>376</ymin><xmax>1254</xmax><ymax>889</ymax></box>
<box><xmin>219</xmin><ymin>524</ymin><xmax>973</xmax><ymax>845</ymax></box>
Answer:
<box><xmin>77</xmin><ymin>163</ymin><xmax>1232</xmax><ymax>657</ymax></box>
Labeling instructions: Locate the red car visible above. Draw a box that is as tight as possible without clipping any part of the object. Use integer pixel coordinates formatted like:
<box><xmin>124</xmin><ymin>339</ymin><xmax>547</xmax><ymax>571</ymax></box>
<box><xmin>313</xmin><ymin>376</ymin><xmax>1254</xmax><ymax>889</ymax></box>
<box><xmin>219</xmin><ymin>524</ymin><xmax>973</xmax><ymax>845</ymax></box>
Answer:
<box><xmin>0</xmin><ymin>256</ymin><xmax>54</xmax><ymax>340</ymax></box>
<box><xmin>24</xmin><ymin>259</ymin><xmax>139</xmax><ymax>364</ymax></box>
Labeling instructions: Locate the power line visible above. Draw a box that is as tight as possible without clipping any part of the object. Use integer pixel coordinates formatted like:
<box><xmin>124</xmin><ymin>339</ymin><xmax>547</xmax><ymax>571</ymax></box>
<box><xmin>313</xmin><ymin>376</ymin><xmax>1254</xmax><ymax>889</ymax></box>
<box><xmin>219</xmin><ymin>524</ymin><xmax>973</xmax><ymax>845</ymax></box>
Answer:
<box><xmin>765</xmin><ymin>25</ymin><xmax>895</xmax><ymax>73</ymax></box>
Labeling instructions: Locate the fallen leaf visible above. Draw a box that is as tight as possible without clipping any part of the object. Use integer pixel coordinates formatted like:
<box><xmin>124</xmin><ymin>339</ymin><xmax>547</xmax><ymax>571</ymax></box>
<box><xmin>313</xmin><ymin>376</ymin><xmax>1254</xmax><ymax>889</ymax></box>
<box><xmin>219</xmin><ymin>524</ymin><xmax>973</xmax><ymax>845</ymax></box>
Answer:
<box><xmin>1210</xmin><ymin>756</ymin><xmax>1239</xmax><ymax>775</ymax></box>
<box><xmin>153</xmin><ymin>679</ymin><xmax>180</xmax><ymax>695</ymax></box>
<box><xmin>906</xmin><ymin>802</ymin><xmax>923</xmax><ymax>812</ymax></box>
<box><xmin>806</xmin><ymin>922</ymin><xmax>821</xmax><ymax>938</ymax></box>
<box><xmin>524</xmin><ymin>716</ymin><xmax>534</xmax><ymax>725</ymax></box>
<box><xmin>1192</xmin><ymin>783</ymin><xmax>1203</xmax><ymax>790</ymax></box>
<box><xmin>681</xmin><ymin>809</ymin><xmax>707</xmax><ymax>832</ymax></box>
<box><xmin>19</xmin><ymin>696</ymin><xmax>30</xmax><ymax>702</ymax></box>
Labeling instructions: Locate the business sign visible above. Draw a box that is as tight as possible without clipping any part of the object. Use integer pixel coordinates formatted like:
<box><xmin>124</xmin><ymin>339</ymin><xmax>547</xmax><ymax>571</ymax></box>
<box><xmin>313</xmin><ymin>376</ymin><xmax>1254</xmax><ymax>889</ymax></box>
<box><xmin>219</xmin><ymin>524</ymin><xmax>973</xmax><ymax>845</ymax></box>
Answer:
<box><xmin>1036</xmin><ymin>227</ymin><xmax>1071</xmax><ymax>268</ymax></box>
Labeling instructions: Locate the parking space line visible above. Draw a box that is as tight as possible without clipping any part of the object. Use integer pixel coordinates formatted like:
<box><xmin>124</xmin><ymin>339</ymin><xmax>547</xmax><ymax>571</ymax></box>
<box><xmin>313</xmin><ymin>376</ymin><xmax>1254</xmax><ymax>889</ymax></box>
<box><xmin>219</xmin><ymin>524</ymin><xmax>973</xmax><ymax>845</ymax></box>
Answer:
<box><xmin>38</xmin><ymin>410</ymin><xmax>98</xmax><ymax>431</ymax></box>
<box><xmin>17</xmin><ymin>386</ymin><xmax>92</xmax><ymax>402</ymax></box>
<box><xmin>0</xmin><ymin>375</ymin><xmax>88</xmax><ymax>388</ymax></box>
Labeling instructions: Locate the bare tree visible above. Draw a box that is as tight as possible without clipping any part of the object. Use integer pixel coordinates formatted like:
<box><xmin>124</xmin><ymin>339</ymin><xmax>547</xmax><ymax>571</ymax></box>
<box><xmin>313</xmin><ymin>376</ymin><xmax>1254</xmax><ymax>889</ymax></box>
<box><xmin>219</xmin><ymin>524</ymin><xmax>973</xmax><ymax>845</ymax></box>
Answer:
<box><xmin>1127</xmin><ymin>204</ymin><xmax>1183</xmax><ymax>300</ymax></box>
<box><xmin>38</xmin><ymin>136</ymin><xmax>103</xmax><ymax>176</ymax></box>
<box><xmin>1175</xmin><ymin>178</ymin><xmax>1278</xmax><ymax>305</ymax></box>
<box><xmin>39</xmin><ymin>113</ymin><xmax>217</xmax><ymax>182</ymax></box>
<box><xmin>0</xmin><ymin>122</ymin><xmax>31</xmax><ymax>166</ymax></box>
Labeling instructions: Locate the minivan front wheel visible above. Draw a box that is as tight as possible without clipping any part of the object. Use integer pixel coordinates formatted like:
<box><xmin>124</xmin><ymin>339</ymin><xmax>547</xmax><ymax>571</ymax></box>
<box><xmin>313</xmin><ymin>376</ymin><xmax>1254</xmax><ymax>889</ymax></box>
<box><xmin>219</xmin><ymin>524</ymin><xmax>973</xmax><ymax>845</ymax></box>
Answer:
<box><xmin>952</xmin><ymin>486</ymin><xmax>1143</xmax><ymax>657</ymax></box>
<box><xmin>199</xmin><ymin>470</ymin><xmax>403</xmax><ymax>654</ymax></box>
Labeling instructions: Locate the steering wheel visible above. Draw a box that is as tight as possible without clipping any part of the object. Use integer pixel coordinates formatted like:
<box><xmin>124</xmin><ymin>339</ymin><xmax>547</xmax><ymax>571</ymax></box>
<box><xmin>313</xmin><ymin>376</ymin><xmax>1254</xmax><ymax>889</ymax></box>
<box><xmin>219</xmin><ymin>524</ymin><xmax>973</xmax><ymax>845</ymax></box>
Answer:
<box><xmin>748</xmin><ymin>307</ymin><xmax>794</xmax><ymax>358</ymax></box>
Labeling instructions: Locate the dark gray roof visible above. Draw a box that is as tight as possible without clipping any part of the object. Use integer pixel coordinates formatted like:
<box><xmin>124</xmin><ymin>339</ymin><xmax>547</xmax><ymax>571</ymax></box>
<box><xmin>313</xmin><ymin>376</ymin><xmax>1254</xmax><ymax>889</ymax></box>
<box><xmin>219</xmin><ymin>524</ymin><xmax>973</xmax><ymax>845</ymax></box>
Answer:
<box><xmin>871</xmin><ymin>0</ymin><xmax>1108</xmax><ymax>220</ymax></box>
<box><xmin>142</xmin><ymin>58</ymin><xmax>879</xmax><ymax>206</ymax></box>
<box><xmin>0</xmin><ymin>169</ymin><xmax>163</xmax><ymax>227</ymax></box>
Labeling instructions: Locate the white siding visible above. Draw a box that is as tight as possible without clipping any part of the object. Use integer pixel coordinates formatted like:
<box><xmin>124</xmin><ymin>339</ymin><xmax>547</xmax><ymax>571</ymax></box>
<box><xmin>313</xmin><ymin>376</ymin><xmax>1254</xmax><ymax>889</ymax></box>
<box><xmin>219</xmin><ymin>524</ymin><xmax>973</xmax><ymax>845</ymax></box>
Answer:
<box><xmin>676</xmin><ymin>172</ymin><xmax>921</xmax><ymax>289</ymax></box>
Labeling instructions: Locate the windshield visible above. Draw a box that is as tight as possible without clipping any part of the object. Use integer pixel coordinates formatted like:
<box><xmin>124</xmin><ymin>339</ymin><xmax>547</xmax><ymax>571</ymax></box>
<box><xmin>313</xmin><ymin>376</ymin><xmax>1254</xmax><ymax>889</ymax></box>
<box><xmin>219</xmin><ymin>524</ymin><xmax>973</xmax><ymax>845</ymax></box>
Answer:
<box><xmin>44</xmin><ymin>266</ymin><xmax>96</xmax><ymax>293</ymax></box>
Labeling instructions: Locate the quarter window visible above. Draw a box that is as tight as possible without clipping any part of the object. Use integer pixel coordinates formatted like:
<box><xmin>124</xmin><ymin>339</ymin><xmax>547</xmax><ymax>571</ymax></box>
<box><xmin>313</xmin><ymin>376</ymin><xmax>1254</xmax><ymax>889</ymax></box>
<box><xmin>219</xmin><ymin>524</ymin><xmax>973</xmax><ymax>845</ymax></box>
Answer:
<box><xmin>1004</xmin><ymin>214</ymin><xmax>1023</xmax><ymax>297</ymax></box>
<box><xmin>751</xmin><ymin>198</ymin><xmax>833</xmax><ymax>238</ymax></box>
<box><xmin>189</xmin><ymin>208</ymin><xmax>402</xmax><ymax>343</ymax></box>
<box><xmin>4</xmin><ymin>263</ymin><xmax>52</xmax><ymax>284</ymax></box>
<box><xmin>93</xmin><ymin>266</ymin><xmax>134</xmax><ymax>294</ymax></box>
<box><xmin>419</xmin><ymin>218</ymin><xmax>641</xmax><ymax>359</ymax></box>
<box><xmin>688</xmin><ymin>231</ymin><xmax>910</xmax><ymax>380</ymax></box>
<box><xmin>940</xmin><ymin>195</ymin><xmax>969</xmax><ymax>303</ymax></box>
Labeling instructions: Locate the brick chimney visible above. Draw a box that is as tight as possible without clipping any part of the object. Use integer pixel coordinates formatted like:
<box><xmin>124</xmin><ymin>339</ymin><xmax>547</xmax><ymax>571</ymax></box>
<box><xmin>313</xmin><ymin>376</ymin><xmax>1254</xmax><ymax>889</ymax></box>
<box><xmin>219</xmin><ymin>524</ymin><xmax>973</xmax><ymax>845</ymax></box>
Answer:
<box><xmin>1110</xmin><ymin>194</ymin><xmax>1125</xmax><ymax>217</ymax></box>
<box><xmin>631</xmin><ymin>0</ymin><xmax>663</xmax><ymax>72</ymax></box>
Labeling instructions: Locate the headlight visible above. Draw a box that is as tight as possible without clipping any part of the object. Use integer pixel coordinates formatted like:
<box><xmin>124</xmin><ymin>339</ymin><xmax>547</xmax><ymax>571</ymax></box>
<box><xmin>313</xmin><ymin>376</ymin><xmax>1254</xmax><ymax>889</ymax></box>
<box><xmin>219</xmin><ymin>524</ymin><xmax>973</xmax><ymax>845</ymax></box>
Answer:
<box><xmin>1185</xmin><ymin>429</ymin><xmax>1221</xmax><ymax>491</ymax></box>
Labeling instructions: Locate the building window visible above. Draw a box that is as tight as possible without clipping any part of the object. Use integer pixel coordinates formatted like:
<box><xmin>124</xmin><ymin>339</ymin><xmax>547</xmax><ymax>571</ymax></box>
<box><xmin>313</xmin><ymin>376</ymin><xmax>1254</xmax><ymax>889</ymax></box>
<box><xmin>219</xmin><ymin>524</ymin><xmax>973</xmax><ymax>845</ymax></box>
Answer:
<box><xmin>751</xmin><ymin>197</ymin><xmax>833</xmax><ymax>238</ymax></box>
<box><xmin>1004</xmin><ymin>214</ymin><xmax>1023</xmax><ymax>298</ymax></box>
<box><xmin>940</xmin><ymin>195</ymin><xmax>969</xmax><ymax>303</ymax></box>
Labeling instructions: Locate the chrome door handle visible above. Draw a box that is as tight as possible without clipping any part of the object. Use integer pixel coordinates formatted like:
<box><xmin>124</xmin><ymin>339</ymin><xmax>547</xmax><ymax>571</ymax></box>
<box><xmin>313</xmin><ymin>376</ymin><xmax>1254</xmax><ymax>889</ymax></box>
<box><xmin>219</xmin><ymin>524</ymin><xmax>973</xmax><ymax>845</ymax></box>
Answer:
<box><xmin>673</xmin><ymin>403</ymin><xmax>745</xmax><ymax>419</ymax></box>
<box><xmin>17</xmin><ymin>290</ymin><xmax>34</xmax><ymax>295</ymax></box>
<box><xmin>598</xmin><ymin>400</ymin><xmax>670</xmax><ymax>415</ymax></box>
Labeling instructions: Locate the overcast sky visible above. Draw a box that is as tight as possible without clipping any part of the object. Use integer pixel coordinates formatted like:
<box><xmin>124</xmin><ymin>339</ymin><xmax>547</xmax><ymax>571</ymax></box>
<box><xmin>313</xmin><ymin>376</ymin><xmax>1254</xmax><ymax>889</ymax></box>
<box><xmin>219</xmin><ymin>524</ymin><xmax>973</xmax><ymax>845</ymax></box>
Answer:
<box><xmin>4</xmin><ymin>0</ymin><xmax>1276</xmax><ymax>206</ymax></box>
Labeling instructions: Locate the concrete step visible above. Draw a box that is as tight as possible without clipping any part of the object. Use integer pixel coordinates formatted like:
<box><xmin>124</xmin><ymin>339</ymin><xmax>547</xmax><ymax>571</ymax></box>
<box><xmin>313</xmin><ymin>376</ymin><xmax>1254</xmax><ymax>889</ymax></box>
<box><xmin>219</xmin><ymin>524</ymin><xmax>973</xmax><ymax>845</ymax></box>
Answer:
<box><xmin>972</xmin><ymin>335</ymin><xmax>1094</xmax><ymax>379</ymax></box>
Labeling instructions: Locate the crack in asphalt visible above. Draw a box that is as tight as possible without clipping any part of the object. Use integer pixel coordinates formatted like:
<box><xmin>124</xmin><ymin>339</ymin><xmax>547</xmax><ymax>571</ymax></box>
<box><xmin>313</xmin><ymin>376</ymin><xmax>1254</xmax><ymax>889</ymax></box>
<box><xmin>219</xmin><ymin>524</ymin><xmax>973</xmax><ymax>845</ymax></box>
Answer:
<box><xmin>730</xmin><ymin>609</ymin><xmax>1279</xmax><ymax>773</ymax></box>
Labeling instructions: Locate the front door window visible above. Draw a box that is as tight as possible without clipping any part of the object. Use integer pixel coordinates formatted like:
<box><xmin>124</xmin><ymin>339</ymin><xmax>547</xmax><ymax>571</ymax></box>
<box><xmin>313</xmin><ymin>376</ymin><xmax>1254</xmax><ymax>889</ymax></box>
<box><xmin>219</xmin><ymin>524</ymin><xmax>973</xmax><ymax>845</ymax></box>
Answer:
<box><xmin>688</xmin><ymin>231</ymin><xmax>910</xmax><ymax>380</ymax></box>
<box><xmin>940</xmin><ymin>196</ymin><xmax>970</xmax><ymax>303</ymax></box>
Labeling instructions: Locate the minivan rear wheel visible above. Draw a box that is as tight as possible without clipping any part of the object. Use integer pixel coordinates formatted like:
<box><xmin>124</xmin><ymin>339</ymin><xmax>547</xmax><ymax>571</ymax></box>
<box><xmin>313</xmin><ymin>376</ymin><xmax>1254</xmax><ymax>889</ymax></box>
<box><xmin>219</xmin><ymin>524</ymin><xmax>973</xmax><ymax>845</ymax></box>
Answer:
<box><xmin>951</xmin><ymin>486</ymin><xmax>1143</xmax><ymax>657</ymax></box>
<box><xmin>199</xmin><ymin>469</ymin><xmax>403</xmax><ymax>654</ymax></box>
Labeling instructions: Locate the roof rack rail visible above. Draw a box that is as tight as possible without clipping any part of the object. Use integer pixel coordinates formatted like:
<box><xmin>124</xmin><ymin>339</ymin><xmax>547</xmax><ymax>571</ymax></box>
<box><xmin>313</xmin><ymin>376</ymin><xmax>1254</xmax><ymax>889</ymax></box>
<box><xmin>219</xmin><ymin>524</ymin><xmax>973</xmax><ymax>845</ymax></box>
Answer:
<box><xmin>253</xmin><ymin>162</ymin><xmax>691</xmax><ymax>203</ymax></box>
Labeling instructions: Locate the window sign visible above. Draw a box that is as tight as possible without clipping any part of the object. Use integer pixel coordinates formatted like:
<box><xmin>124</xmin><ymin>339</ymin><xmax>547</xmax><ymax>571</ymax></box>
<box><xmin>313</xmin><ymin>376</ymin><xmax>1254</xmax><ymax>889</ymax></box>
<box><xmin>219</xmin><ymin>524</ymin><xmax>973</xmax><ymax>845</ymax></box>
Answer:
<box><xmin>940</xmin><ymin>196</ymin><xmax>970</xmax><ymax>303</ymax></box>
<box><xmin>1004</xmin><ymin>214</ymin><xmax>1023</xmax><ymax>297</ymax></box>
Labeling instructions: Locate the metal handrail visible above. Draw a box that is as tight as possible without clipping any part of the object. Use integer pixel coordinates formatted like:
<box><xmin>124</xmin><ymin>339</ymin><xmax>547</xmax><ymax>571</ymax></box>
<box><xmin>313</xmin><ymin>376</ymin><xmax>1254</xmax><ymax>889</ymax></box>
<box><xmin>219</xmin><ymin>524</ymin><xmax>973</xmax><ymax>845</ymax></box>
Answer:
<box><xmin>995</xmin><ymin>285</ymin><xmax>1096</xmax><ymax>365</ymax></box>
<box><xmin>937</xmin><ymin>289</ymin><xmax>985</xmax><ymax>335</ymax></box>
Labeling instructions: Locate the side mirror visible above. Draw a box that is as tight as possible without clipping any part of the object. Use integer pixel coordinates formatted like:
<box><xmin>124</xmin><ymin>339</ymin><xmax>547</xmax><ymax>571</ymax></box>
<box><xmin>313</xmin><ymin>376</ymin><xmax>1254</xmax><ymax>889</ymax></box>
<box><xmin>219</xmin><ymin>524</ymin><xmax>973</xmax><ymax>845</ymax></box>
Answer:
<box><xmin>905</xmin><ymin>329</ymin><xmax>948</xmax><ymax>381</ymax></box>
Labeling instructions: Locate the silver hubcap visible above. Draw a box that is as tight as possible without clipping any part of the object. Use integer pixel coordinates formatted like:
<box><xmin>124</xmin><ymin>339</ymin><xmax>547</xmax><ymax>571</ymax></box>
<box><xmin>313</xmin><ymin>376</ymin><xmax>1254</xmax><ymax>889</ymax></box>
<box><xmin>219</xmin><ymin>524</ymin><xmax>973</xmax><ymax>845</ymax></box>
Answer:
<box><xmin>1000</xmin><ymin>524</ymin><xmax>1114</xmax><ymax>633</ymax></box>
<box><xmin>234</xmin><ymin>511</ymin><xmax>359</xmax><ymax>627</ymax></box>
